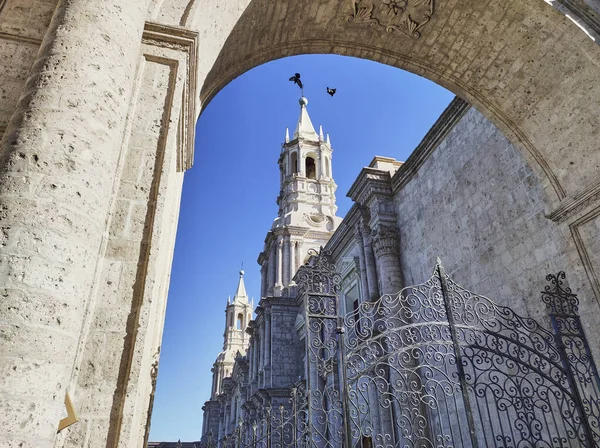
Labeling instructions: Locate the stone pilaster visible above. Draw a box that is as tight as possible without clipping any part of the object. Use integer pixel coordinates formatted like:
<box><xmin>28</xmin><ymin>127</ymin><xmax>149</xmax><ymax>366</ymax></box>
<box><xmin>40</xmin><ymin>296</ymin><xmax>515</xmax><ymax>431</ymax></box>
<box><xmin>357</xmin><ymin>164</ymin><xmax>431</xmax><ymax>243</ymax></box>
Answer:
<box><xmin>283</xmin><ymin>236</ymin><xmax>291</xmax><ymax>286</ymax></box>
<box><xmin>290</xmin><ymin>239</ymin><xmax>297</xmax><ymax>281</ymax></box>
<box><xmin>361</xmin><ymin>222</ymin><xmax>380</xmax><ymax>301</ymax></box>
<box><xmin>0</xmin><ymin>1</ymin><xmax>149</xmax><ymax>446</ymax></box>
<box><xmin>260</xmin><ymin>263</ymin><xmax>268</xmax><ymax>299</ymax></box>
<box><xmin>296</xmin><ymin>240</ymin><xmax>304</xmax><ymax>270</ymax></box>
<box><xmin>348</xmin><ymin>159</ymin><xmax>404</xmax><ymax>300</ymax></box>
<box><xmin>354</xmin><ymin>226</ymin><xmax>371</xmax><ymax>304</ymax></box>
<box><xmin>275</xmin><ymin>236</ymin><xmax>284</xmax><ymax>293</ymax></box>
<box><xmin>268</xmin><ymin>243</ymin><xmax>276</xmax><ymax>295</ymax></box>
<box><xmin>264</xmin><ymin>310</ymin><xmax>272</xmax><ymax>388</ymax></box>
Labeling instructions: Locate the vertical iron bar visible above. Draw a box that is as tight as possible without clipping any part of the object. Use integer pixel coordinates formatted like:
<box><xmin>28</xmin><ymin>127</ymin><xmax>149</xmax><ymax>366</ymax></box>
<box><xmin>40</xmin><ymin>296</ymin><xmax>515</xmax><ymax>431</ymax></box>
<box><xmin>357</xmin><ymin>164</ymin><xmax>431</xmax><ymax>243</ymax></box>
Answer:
<box><xmin>292</xmin><ymin>388</ymin><xmax>298</xmax><ymax>448</ymax></box>
<box><xmin>437</xmin><ymin>261</ymin><xmax>479</xmax><ymax>448</ymax></box>
<box><xmin>336</xmin><ymin>313</ymin><xmax>354</xmax><ymax>448</ymax></box>
<box><xmin>304</xmin><ymin>295</ymin><xmax>313</xmax><ymax>448</ymax></box>
<box><xmin>267</xmin><ymin>407</ymin><xmax>272</xmax><ymax>448</ymax></box>
<box><xmin>550</xmin><ymin>313</ymin><xmax>595</xmax><ymax>447</ymax></box>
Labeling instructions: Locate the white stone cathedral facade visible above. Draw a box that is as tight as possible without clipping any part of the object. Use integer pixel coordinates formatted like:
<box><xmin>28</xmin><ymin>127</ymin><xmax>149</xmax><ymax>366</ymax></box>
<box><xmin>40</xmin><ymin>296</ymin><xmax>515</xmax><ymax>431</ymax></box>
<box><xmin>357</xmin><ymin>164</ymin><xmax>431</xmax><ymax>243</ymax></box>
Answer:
<box><xmin>199</xmin><ymin>95</ymin><xmax>569</xmax><ymax>447</ymax></box>
<box><xmin>199</xmin><ymin>90</ymin><xmax>413</xmax><ymax>445</ymax></box>
<box><xmin>201</xmin><ymin>97</ymin><xmax>346</xmax><ymax>444</ymax></box>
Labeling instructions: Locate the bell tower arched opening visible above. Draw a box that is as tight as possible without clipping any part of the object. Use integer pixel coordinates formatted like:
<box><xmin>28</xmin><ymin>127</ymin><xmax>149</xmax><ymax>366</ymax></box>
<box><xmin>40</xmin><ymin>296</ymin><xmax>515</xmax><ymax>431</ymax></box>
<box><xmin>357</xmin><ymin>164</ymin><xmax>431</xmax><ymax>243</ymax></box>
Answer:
<box><xmin>306</xmin><ymin>157</ymin><xmax>316</xmax><ymax>179</ymax></box>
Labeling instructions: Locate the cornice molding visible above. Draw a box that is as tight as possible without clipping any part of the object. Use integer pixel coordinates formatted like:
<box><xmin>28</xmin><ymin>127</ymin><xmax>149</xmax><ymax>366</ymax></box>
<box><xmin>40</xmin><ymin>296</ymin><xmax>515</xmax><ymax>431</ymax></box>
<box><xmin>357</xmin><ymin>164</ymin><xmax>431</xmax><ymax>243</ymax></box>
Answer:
<box><xmin>547</xmin><ymin>178</ymin><xmax>600</xmax><ymax>223</ymax></box>
<box><xmin>347</xmin><ymin>167</ymin><xmax>393</xmax><ymax>205</ymax></box>
<box><xmin>557</xmin><ymin>0</ymin><xmax>600</xmax><ymax>35</ymax></box>
<box><xmin>391</xmin><ymin>97</ymin><xmax>471</xmax><ymax>194</ymax></box>
<box><xmin>142</xmin><ymin>22</ymin><xmax>198</xmax><ymax>172</ymax></box>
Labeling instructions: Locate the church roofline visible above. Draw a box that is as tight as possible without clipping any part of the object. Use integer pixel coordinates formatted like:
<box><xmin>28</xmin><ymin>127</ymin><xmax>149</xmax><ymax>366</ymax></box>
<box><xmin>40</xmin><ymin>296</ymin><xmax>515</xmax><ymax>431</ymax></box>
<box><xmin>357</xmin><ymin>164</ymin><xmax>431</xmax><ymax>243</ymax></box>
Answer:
<box><xmin>323</xmin><ymin>204</ymin><xmax>362</xmax><ymax>260</ymax></box>
<box><xmin>346</xmin><ymin>166</ymin><xmax>393</xmax><ymax>204</ymax></box>
<box><xmin>391</xmin><ymin>96</ymin><xmax>470</xmax><ymax>193</ymax></box>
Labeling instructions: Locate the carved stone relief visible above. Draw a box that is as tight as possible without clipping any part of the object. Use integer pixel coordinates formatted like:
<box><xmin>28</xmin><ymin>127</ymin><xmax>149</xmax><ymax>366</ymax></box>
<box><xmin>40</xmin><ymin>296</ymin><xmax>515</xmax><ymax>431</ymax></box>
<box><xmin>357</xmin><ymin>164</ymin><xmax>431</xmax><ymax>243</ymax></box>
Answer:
<box><xmin>348</xmin><ymin>0</ymin><xmax>435</xmax><ymax>39</ymax></box>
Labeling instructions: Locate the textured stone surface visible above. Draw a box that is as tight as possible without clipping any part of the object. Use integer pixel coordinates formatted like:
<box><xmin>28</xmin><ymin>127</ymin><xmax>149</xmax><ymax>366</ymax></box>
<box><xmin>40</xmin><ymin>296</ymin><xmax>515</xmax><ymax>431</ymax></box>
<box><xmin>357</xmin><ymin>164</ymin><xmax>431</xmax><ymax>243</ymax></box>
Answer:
<box><xmin>0</xmin><ymin>0</ymin><xmax>599</xmax><ymax>447</ymax></box>
<box><xmin>0</xmin><ymin>1</ymin><xmax>150</xmax><ymax>446</ymax></box>
<box><xmin>394</xmin><ymin>107</ymin><xmax>599</xmax><ymax>352</ymax></box>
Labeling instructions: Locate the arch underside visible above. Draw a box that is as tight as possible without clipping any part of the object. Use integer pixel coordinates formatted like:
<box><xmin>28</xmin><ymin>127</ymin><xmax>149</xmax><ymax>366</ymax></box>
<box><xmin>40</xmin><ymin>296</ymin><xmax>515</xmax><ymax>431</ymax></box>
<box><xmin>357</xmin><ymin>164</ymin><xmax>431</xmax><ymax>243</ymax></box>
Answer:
<box><xmin>168</xmin><ymin>0</ymin><xmax>600</xmax><ymax>212</ymax></box>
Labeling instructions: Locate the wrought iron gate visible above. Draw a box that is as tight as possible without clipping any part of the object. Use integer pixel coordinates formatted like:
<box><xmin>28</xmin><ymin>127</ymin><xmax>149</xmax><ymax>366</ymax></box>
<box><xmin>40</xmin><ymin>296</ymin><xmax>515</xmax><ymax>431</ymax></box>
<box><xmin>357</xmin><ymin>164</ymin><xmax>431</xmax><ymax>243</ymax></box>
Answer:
<box><xmin>216</xmin><ymin>251</ymin><xmax>600</xmax><ymax>447</ymax></box>
<box><xmin>340</xmin><ymin>260</ymin><xmax>600</xmax><ymax>447</ymax></box>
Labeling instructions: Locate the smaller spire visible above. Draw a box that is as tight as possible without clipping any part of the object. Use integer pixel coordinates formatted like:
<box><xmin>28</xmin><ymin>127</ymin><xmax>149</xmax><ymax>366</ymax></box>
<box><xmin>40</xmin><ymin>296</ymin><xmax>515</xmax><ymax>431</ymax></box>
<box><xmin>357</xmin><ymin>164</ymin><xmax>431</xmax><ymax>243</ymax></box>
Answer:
<box><xmin>285</xmin><ymin>128</ymin><xmax>290</xmax><ymax>143</ymax></box>
<box><xmin>232</xmin><ymin>269</ymin><xmax>248</xmax><ymax>303</ymax></box>
<box><xmin>326</xmin><ymin>133</ymin><xmax>331</xmax><ymax>145</ymax></box>
<box><xmin>319</xmin><ymin>125</ymin><xmax>324</xmax><ymax>141</ymax></box>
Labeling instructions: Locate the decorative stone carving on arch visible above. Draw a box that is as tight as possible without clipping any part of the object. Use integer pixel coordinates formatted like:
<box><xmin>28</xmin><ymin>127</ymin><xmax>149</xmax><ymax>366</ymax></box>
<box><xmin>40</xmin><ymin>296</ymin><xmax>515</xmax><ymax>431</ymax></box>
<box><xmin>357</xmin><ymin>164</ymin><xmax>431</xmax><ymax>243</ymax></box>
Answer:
<box><xmin>348</xmin><ymin>0</ymin><xmax>435</xmax><ymax>39</ymax></box>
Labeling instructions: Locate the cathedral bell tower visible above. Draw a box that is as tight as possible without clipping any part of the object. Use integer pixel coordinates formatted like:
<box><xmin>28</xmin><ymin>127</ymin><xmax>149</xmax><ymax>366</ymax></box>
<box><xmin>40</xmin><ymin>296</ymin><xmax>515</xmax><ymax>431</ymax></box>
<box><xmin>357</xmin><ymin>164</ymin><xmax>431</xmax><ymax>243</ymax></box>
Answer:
<box><xmin>258</xmin><ymin>97</ymin><xmax>341</xmax><ymax>297</ymax></box>
<box><xmin>209</xmin><ymin>270</ymin><xmax>253</xmax><ymax>400</ymax></box>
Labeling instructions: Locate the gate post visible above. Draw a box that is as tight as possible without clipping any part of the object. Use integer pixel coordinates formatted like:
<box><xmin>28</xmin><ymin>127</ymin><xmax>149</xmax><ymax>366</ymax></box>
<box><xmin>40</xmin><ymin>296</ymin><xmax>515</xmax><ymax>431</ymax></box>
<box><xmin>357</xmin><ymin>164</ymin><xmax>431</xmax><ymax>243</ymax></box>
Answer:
<box><xmin>436</xmin><ymin>260</ymin><xmax>479</xmax><ymax>448</ymax></box>
<box><xmin>543</xmin><ymin>272</ymin><xmax>600</xmax><ymax>447</ymax></box>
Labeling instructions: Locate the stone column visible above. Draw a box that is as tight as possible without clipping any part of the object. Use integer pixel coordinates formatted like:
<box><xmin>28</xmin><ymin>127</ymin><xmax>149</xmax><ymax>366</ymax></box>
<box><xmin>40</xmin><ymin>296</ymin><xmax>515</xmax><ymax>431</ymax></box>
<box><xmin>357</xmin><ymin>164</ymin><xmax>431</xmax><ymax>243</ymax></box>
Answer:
<box><xmin>276</xmin><ymin>236</ymin><xmax>284</xmax><ymax>290</ymax></box>
<box><xmin>259</xmin><ymin>320</ymin><xmax>266</xmax><ymax>387</ymax></box>
<box><xmin>283</xmin><ymin>236</ymin><xmax>291</xmax><ymax>286</ymax></box>
<box><xmin>296</xmin><ymin>240</ymin><xmax>304</xmax><ymax>269</ymax></box>
<box><xmin>372</xmin><ymin>226</ymin><xmax>403</xmax><ymax>295</ymax></box>
<box><xmin>253</xmin><ymin>333</ymin><xmax>259</xmax><ymax>384</ymax></box>
<box><xmin>354</xmin><ymin>226</ymin><xmax>371</xmax><ymax>304</ymax></box>
<box><xmin>260</xmin><ymin>264</ymin><xmax>268</xmax><ymax>298</ymax></box>
<box><xmin>290</xmin><ymin>239</ymin><xmax>297</xmax><ymax>282</ymax></box>
<box><xmin>361</xmin><ymin>222</ymin><xmax>380</xmax><ymax>301</ymax></box>
<box><xmin>268</xmin><ymin>243</ymin><xmax>276</xmax><ymax>295</ymax></box>
<box><xmin>264</xmin><ymin>310</ymin><xmax>272</xmax><ymax>388</ymax></box>
<box><xmin>251</xmin><ymin>334</ymin><xmax>258</xmax><ymax>386</ymax></box>
<box><xmin>0</xmin><ymin>1</ymin><xmax>149</xmax><ymax>446</ymax></box>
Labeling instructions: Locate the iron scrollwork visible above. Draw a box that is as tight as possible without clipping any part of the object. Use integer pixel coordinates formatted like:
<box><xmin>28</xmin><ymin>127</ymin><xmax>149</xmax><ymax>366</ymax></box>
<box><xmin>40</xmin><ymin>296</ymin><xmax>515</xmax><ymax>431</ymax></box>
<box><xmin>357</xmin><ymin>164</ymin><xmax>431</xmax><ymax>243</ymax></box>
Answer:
<box><xmin>210</xmin><ymin>260</ymin><xmax>600</xmax><ymax>447</ymax></box>
<box><xmin>296</xmin><ymin>248</ymin><xmax>342</xmax><ymax>296</ymax></box>
<box><xmin>341</xmin><ymin>262</ymin><xmax>600</xmax><ymax>447</ymax></box>
<box><xmin>542</xmin><ymin>271</ymin><xmax>600</xmax><ymax>446</ymax></box>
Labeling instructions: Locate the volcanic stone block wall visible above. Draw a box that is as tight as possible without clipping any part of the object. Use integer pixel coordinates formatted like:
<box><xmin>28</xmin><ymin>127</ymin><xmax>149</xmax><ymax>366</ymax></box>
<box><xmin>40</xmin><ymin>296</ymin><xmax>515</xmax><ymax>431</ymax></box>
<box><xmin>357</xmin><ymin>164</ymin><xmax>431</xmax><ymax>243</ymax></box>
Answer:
<box><xmin>267</xmin><ymin>300</ymin><xmax>304</xmax><ymax>389</ymax></box>
<box><xmin>394</xmin><ymin>107</ymin><xmax>599</xmax><ymax>349</ymax></box>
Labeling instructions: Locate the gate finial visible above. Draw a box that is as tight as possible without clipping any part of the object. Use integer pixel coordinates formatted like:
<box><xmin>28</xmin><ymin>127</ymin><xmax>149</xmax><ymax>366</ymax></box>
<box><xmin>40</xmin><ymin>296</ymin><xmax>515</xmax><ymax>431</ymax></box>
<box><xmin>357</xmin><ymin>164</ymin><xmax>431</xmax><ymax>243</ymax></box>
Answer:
<box><xmin>542</xmin><ymin>271</ymin><xmax>579</xmax><ymax>316</ymax></box>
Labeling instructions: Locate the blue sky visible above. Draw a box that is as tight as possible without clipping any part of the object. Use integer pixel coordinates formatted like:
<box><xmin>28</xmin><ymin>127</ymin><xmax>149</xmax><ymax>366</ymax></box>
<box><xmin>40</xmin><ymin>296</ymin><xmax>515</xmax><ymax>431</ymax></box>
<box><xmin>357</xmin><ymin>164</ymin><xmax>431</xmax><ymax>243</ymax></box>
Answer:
<box><xmin>148</xmin><ymin>54</ymin><xmax>454</xmax><ymax>442</ymax></box>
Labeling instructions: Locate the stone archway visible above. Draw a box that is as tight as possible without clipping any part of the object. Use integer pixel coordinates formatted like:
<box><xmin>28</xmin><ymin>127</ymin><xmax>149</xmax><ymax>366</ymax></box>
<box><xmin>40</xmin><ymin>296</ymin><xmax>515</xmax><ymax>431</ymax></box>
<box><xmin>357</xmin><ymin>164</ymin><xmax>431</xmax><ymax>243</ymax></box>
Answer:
<box><xmin>1</xmin><ymin>1</ymin><xmax>600</xmax><ymax>447</ymax></box>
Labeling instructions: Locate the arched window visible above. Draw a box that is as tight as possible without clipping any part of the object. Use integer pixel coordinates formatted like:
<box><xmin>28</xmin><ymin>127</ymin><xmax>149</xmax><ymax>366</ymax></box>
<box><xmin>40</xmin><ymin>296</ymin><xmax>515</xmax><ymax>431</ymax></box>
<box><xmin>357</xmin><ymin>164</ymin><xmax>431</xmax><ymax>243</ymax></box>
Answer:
<box><xmin>237</xmin><ymin>313</ymin><xmax>243</xmax><ymax>330</ymax></box>
<box><xmin>290</xmin><ymin>152</ymin><xmax>298</xmax><ymax>174</ymax></box>
<box><xmin>306</xmin><ymin>157</ymin><xmax>316</xmax><ymax>179</ymax></box>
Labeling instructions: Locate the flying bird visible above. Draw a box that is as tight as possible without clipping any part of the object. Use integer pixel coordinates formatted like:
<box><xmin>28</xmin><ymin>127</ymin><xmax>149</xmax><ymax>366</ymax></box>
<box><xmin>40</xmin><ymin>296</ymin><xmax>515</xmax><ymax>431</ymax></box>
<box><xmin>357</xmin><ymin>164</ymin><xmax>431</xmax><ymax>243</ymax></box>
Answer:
<box><xmin>289</xmin><ymin>73</ymin><xmax>303</xmax><ymax>90</ymax></box>
<box><xmin>326</xmin><ymin>87</ymin><xmax>336</xmax><ymax>97</ymax></box>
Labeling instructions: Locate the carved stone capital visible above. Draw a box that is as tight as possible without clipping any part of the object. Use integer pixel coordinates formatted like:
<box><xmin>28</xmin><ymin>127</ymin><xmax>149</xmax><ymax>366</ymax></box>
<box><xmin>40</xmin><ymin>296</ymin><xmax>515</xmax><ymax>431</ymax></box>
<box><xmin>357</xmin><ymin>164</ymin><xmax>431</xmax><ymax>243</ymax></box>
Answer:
<box><xmin>372</xmin><ymin>226</ymin><xmax>400</xmax><ymax>257</ymax></box>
